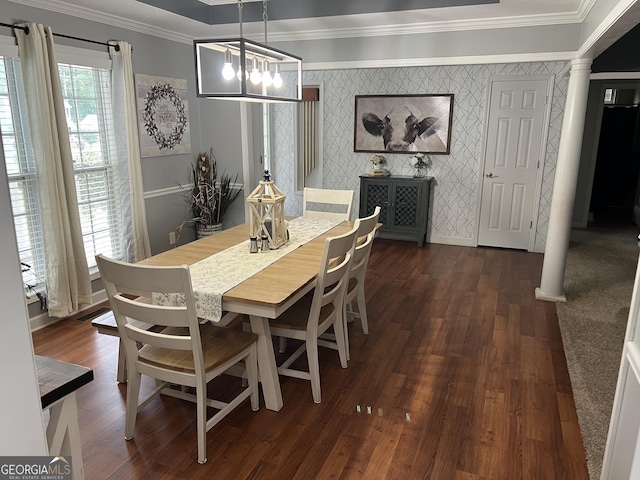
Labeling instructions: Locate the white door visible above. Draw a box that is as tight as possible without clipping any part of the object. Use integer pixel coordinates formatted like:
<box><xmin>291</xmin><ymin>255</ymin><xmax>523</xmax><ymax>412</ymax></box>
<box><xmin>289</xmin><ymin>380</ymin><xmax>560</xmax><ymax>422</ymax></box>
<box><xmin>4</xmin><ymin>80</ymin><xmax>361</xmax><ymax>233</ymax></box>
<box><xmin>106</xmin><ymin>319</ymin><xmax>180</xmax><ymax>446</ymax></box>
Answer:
<box><xmin>478</xmin><ymin>77</ymin><xmax>551</xmax><ymax>250</ymax></box>
<box><xmin>601</xmin><ymin>257</ymin><xmax>640</xmax><ymax>479</ymax></box>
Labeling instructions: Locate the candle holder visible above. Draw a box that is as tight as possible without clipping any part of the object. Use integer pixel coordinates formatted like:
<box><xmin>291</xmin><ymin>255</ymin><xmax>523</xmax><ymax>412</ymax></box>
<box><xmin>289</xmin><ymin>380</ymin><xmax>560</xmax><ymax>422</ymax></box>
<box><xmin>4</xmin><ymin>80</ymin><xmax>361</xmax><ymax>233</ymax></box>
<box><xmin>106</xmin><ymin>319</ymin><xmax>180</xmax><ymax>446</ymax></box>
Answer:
<box><xmin>247</xmin><ymin>170</ymin><xmax>288</xmax><ymax>249</ymax></box>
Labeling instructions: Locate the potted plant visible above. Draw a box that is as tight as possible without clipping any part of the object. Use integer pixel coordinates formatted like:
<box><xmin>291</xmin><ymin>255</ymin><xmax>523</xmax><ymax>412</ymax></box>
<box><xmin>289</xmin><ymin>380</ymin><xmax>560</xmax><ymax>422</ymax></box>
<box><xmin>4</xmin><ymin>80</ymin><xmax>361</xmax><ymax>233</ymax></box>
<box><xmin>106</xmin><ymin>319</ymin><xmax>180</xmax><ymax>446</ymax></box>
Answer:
<box><xmin>408</xmin><ymin>152</ymin><xmax>431</xmax><ymax>177</ymax></box>
<box><xmin>369</xmin><ymin>154</ymin><xmax>390</xmax><ymax>176</ymax></box>
<box><xmin>178</xmin><ymin>148</ymin><xmax>243</xmax><ymax>240</ymax></box>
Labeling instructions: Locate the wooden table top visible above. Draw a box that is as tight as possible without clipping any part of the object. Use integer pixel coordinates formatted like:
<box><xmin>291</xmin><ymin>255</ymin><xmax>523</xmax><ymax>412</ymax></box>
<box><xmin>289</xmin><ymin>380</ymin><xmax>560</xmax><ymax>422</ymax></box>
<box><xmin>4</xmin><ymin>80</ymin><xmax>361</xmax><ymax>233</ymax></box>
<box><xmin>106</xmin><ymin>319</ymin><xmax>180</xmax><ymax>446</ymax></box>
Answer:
<box><xmin>36</xmin><ymin>355</ymin><xmax>94</xmax><ymax>409</ymax></box>
<box><xmin>139</xmin><ymin>220</ymin><xmax>353</xmax><ymax>311</ymax></box>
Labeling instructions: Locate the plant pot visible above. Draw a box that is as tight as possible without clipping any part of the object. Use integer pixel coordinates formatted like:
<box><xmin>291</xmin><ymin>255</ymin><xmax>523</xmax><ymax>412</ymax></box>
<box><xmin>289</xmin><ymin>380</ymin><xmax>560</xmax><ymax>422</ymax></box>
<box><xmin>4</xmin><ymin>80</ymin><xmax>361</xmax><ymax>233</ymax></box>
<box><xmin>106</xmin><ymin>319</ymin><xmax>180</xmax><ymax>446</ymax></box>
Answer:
<box><xmin>196</xmin><ymin>223</ymin><xmax>222</xmax><ymax>239</ymax></box>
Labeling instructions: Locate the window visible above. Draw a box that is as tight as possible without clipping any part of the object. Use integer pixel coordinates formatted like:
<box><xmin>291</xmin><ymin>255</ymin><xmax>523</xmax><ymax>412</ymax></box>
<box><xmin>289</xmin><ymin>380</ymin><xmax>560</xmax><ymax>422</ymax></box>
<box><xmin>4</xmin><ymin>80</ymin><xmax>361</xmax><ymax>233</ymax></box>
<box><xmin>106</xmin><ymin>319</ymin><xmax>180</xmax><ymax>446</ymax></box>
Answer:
<box><xmin>1</xmin><ymin>56</ymin><xmax>45</xmax><ymax>289</ymax></box>
<box><xmin>0</xmin><ymin>53</ymin><xmax>123</xmax><ymax>290</ymax></box>
<box><xmin>604</xmin><ymin>88</ymin><xmax>616</xmax><ymax>104</ymax></box>
<box><xmin>296</xmin><ymin>86</ymin><xmax>321</xmax><ymax>190</ymax></box>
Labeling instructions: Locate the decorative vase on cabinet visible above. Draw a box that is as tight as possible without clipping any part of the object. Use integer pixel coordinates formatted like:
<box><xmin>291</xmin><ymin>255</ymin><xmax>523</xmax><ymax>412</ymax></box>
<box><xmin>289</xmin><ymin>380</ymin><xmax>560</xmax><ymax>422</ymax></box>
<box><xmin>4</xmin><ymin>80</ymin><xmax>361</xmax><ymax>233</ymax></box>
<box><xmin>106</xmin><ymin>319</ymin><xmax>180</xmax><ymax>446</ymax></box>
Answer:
<box><xmin>359</xmin><ymin>175</ymin><xmax>432</xmax><ymax>247</ymax></box>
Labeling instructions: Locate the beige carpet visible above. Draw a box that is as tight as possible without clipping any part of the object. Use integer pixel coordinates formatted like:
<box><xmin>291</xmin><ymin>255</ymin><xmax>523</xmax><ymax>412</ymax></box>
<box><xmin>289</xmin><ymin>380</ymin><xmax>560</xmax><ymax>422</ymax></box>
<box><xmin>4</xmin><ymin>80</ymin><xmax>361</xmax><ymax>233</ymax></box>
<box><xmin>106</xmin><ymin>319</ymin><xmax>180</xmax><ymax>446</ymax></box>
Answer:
<box><xmin>557</xmin><ymin>224</ymin><xmax>638</xmax><ymax>479</ymax></box>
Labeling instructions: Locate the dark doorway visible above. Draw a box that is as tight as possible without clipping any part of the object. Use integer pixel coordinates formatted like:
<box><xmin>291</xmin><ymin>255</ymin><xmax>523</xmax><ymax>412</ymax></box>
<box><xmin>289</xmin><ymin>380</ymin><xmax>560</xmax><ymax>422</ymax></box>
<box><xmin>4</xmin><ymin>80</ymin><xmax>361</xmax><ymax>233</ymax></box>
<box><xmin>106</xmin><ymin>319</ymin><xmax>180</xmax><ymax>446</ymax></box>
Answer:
<box><xmin>589</xmin><ymin>104</ymin><xmax>640</xmax><ymax>228</ymax></box>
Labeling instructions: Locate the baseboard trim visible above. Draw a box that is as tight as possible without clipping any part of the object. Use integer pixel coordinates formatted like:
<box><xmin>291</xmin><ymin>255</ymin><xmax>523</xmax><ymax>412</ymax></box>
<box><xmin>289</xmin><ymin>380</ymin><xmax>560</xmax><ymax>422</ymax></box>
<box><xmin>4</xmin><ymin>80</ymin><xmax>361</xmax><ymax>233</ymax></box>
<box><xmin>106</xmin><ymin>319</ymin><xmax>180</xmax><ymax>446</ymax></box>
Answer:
<box><xmin>534</xmin><ymin>287</ymin><xmax>567</xmax><ymax>303</ymax></box>
<box><xmin>30</xmin><ymin>289</ymin><xmax>108</xmax><ymax>332</ymax></box>
<box><xmin>429</xmin><ymin>235</ymin><xmax>476</xmax><ymax>247</ymax></box>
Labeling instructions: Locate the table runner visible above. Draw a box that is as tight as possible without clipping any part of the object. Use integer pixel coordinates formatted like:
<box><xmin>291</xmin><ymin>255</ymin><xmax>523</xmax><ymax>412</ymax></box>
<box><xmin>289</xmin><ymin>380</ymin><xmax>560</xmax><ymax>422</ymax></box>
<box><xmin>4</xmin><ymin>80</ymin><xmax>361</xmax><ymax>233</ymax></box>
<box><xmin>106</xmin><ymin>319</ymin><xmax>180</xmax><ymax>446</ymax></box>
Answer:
<box><xmin>153</xmin><ymin>217</ymin><xmax>341</xmax><ymax>321</ymax></box>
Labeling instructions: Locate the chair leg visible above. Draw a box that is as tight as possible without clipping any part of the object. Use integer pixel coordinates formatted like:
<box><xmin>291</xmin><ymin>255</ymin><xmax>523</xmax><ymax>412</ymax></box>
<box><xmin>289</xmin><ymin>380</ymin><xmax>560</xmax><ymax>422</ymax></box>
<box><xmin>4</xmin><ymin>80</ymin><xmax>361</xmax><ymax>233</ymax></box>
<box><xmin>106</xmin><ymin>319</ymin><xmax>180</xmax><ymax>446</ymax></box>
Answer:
<box><xmin>357</xmin><ymin>288</ymin><xmax>369</xmax><ymax>334</ymax></box>
<box><xmin>196</xmin><ymin>381</ymin><xmax>207</xmax><ymax>464</ymax></box>
<box><xmin>246</xmin><ymin>344</ymin><xmax>259</xmax><ymax>411</ymax></box>
<box><xmin>116</xmin><ymin>339</ymin><xmax>127</xmax><ymax>383</ymax></box>
<box><xmin>278</xmin><ymin>336</ymin><xmax>287</xmax><ymax>353</ymax></box>
<box><xmin>342</xmin><ymin>302</ymin><xmax>350</xmax><ymax>361</ymax></box>
<box><xmin>333</xmin><ymin>312</ymin><xmax>348</xmax><ymax>369</ymax></box>
<box><xmin>306</xmin><ymin>336</ymin><xmax>322</xmax><ymax>403</ymax></box>
<box><xmin>241</xmin><ymin>321</ymin><xmax>252</xmax><ymax>388</ymax></box>
<box><xmin>124</xmin><ymin>371</ymin><xmax>142</xmax><ymax>440</ymax></box>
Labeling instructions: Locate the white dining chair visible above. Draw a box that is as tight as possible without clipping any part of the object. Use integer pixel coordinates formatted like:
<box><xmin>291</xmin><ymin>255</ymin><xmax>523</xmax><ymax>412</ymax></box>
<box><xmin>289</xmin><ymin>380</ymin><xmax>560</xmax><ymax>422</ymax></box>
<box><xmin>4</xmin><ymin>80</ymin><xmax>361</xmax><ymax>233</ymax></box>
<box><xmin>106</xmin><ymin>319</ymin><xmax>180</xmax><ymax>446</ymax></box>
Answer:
<box><xmin>342</xmin><ymin>206</ymin><xmax>381</xmax><ymax>359</ymax></box>
<box><xmin>277</xmin><ymin>186</ymin><xmax>356</xmax><ymax>356</ymax></box>
<box><xmin>269</xmin><ymin>220</ymin><xmax>360</xmax><ymax>403</ymax></box>
<box><xmin>302</xmin><ymin>187</ymin><xmax>354</xmax><ymax>220</ymax></box>
<box><xmin>96</xmin><ymin>254</ymin><xmax>259</xmax><ymax>465</ymax></box>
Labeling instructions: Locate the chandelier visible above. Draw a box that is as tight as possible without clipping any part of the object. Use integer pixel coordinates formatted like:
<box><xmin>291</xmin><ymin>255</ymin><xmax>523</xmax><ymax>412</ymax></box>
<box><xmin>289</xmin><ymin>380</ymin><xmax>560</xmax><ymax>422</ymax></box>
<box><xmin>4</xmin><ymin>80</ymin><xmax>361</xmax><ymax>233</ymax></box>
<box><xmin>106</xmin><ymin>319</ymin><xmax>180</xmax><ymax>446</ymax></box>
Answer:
<box><xmin>194</xmin><ymin>0</ymin><xmax>302</xmax><ymax>103</ymax></box>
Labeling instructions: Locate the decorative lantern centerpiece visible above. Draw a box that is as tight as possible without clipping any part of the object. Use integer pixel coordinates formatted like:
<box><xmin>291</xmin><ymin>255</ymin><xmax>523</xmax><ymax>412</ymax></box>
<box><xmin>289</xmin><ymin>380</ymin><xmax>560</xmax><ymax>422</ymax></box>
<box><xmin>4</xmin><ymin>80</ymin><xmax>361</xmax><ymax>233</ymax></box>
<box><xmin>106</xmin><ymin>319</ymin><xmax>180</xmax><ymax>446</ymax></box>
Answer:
<box><xmin>247</xmin><ymin>170</ymin><xmax>287</xmax><ymax>249</ymax></box>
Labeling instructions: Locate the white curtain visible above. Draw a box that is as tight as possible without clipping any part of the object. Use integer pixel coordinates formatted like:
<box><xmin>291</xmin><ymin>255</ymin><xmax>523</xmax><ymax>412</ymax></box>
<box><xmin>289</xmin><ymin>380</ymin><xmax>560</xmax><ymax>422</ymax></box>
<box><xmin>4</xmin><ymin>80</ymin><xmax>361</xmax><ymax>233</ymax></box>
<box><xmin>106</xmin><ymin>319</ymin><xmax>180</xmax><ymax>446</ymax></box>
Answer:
<box><xmin>110</xmin><ymin>41</ymin><xmax>151</xmax><ymax>262</ymax></box>
<box><xmin>15</xmin><ymin>23</ymin><xmax>92</xmax><ymax>317</ymax></box>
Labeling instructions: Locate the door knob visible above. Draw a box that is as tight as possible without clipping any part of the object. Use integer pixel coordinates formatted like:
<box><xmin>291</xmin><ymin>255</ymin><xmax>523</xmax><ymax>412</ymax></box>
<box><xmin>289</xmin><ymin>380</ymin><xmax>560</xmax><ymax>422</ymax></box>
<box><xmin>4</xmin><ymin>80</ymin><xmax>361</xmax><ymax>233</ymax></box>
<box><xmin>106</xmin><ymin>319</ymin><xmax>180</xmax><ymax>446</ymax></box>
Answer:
<box><xmin>485</xmin><ymin>172</ymin><xmax>497</xmax><ymax>178</ymax></box>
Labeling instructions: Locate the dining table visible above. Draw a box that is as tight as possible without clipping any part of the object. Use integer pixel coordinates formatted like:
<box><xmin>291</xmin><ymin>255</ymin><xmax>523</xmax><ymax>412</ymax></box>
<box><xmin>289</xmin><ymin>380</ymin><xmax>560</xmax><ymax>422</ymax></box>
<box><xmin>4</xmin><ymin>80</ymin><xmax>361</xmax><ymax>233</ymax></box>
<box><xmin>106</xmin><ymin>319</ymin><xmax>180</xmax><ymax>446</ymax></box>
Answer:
<box><xmin>138</xmin><ymin>218</ymin><xmax>353</xmax><ymax>412</ymax></box>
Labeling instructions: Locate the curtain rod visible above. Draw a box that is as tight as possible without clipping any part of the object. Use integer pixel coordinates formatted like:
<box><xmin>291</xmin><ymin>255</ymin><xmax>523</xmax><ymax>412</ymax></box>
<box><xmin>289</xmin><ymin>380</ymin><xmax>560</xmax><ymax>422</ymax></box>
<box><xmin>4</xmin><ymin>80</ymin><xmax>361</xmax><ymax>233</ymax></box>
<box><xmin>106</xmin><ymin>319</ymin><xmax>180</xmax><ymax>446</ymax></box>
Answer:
<box><xmin>0</xmin><ymin>22</ymin><xmax>120</xmax><ymax>51</ymax></box>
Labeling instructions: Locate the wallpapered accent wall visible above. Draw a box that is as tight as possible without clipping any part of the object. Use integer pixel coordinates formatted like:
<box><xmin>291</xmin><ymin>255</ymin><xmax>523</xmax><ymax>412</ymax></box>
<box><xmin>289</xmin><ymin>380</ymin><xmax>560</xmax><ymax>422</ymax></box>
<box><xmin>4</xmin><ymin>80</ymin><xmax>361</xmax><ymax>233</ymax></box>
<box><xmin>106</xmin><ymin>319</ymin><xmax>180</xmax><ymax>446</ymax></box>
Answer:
<box><xmin>272</xmin><ymin>62</ymin><xmax>569</xmax><ymax>250</ymax></box>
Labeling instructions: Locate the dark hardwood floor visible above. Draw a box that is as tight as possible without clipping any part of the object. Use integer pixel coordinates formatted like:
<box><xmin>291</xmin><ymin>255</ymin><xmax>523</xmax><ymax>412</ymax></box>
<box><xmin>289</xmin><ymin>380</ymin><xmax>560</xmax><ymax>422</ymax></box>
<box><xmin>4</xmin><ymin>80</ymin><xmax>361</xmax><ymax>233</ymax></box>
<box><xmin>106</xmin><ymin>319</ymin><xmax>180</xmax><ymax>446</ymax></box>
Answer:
<box><xmin>31</xmin><ymin>239</ymin><xmax>589</xmax><ymax>479</ymax></box>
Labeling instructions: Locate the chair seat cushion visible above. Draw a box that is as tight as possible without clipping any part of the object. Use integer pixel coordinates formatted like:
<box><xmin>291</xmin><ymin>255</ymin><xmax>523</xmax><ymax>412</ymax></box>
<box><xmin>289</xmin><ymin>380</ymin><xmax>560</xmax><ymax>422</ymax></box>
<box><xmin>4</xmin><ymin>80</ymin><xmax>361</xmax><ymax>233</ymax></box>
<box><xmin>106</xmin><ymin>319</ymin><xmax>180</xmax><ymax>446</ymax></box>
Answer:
<box><xmin>138</xmin><ymin>323</ymin><xmax>257</xmax><ymax>374</ymax></box>
<box><xmin>270</xmin><ymin>293</ymin><xmax>335</xmax><ymax>331</ymax></box>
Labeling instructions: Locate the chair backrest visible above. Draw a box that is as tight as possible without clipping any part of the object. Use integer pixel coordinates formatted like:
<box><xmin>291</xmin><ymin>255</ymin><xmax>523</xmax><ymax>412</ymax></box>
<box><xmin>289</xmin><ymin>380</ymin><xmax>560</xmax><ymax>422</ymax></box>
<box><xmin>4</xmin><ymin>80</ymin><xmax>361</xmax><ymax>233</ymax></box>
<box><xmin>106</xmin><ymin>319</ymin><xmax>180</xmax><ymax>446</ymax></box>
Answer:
<box><xmin>349</xmin><ymin>206</ymin><xmax>381</xmax><ymax>284</ymax></box>
<box><xmin>303</xmin><ymin>187</ymin><xmax>354</xmax><ymax>221</ymax></box>
<box><xmin>95</xmin><ymin>254</ymin><xmax>206</xmax><ymax>377</ymax></box>
<box><xmin>308</xmin><ymin>220</ymin><xmax>360</xmax><ymax>328</ymax></box>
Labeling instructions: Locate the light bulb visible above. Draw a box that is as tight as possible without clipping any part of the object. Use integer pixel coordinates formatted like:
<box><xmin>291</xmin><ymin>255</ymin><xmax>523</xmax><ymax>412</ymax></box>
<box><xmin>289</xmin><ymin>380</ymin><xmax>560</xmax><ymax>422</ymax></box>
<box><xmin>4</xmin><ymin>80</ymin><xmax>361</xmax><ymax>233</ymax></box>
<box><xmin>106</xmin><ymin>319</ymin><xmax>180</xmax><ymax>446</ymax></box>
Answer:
<box><xmin>261</xmin><ymin>61</ymin><xmax>272</xmax><ymax>87</ymax></box>
<box><xmin>222</xmin><ymin>63</ymin><xmax>235</xmax><ymax>80</ymax></box>
<box><xmin>262</xmin><ymin>70</ymin><xmax>273</xmax><ymax>87</ymax></box>
<box><xmin>237</xmin><ymin>66</ymin><xmax>245</xmax><ymax>81</ymax></box>
<box><xmin>272</xmin><ymin>71</ymin><xmax>283</xmax><ymax>88</ymax></box>
<box><xmin>222</xmin><ymin>48</ymin><xmax>235</xmax><ymax>80</ymax></box>
<box><xmin>250</xmin><ymin>68</ymin><xmax>262</xmax><ymax>85</ymax></box>
<box><xmin>249</xmin><ymin>58</ymin><xmax>261</xmax><ymax>85</ymax></box>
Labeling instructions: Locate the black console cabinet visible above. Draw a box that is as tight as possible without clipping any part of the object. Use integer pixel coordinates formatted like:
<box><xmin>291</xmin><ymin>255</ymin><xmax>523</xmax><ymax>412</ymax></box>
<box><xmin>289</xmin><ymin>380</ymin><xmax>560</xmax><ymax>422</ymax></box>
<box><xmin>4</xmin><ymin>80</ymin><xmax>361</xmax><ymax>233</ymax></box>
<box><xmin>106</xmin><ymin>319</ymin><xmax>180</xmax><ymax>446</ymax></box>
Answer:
<box><xmin>359</xmin><ymin>175</ymin><xmax>433</xmax><ymax>247</ymax></box>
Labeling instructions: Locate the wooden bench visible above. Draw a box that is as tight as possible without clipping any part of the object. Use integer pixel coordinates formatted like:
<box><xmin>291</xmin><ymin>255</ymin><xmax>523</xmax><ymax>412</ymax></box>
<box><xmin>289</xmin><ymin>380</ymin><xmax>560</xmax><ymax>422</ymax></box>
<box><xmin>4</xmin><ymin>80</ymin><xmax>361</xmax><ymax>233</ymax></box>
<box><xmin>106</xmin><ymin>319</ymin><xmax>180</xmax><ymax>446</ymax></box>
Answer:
<box><xmin>91</xmin><ymin>311</ymin><xmax>158</xmax><ymax>383</ymax></box>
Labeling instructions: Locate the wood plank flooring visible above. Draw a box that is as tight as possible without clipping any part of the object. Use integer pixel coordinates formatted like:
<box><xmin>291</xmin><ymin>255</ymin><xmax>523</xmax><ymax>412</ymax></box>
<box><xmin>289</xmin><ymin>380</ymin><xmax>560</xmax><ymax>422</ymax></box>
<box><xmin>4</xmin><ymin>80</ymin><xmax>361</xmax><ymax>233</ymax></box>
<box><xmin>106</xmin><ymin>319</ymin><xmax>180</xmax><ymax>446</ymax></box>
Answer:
<box><xmin>31</xmin><ymin>239</ymin><xmax>589</xmax><ymax>479</ymax></box>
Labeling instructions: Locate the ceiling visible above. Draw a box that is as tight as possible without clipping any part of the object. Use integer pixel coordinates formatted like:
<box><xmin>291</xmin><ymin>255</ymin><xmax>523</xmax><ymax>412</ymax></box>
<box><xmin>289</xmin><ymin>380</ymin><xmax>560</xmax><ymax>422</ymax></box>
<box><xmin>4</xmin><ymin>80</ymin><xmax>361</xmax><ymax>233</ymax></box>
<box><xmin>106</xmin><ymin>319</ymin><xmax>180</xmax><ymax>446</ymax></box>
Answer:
<box><xmin>136</xmin><ymin>0</ymin><xmax>499</xmax><ymax>26</ymax></box>
<box><xmin>12</xmin><ymin>0</ymin><xmax>593</xmax><ymax>44</ymax></box>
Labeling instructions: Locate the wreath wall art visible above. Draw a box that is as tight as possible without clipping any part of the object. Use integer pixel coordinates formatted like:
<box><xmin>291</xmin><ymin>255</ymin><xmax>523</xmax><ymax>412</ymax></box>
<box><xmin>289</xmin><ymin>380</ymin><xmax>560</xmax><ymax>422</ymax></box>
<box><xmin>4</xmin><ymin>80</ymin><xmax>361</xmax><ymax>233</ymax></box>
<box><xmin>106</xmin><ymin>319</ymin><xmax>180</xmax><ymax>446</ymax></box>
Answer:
<box><xmin>136</xmin><ymin>74</ymin><xmax>191</xmax><ymax>158</ymax></box>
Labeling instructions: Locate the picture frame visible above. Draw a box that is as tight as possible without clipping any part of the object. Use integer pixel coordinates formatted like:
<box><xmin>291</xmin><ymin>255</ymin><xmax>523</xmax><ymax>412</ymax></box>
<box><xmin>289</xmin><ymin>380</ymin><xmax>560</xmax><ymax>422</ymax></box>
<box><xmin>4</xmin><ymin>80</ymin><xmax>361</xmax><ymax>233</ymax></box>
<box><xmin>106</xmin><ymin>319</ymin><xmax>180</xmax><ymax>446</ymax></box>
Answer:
<box><xmin>135</xmin><ymin>74</ymin><xmax>191</xmax><ymax>158</ymax></box>
<box><xmin>354</xmin><ymin>93</ymin><xmax>454</xmax><ymax>154</ymax></box>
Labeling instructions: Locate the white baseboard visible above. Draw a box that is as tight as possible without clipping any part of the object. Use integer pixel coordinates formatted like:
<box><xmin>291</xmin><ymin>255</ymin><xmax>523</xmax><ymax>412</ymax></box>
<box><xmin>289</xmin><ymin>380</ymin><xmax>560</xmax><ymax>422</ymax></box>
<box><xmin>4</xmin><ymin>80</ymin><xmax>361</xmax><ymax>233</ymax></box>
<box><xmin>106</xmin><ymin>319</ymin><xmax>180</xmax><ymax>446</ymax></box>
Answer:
<box><xmin>534</xmin><ymin>287</ymin><xmax>567</xmax><ymax>303</ymax></box>
<box><xmin>30</xmin><ymin>289</ymin><xmax>108</xmax><ymax>332</ymax></box>
<box><xmin>531</xmin><ymin>243</ymin><xmax>546</xmax><ymax>253</ymax></box>
<box><xmin>429</xmin><ymin>235</ymin><xmax>476</xmax><ymax>247</ymax></box>
<box><xmin>430</xmin><ymin>235</ymin><xmax>546</xmax><ymax>253</ymax></box>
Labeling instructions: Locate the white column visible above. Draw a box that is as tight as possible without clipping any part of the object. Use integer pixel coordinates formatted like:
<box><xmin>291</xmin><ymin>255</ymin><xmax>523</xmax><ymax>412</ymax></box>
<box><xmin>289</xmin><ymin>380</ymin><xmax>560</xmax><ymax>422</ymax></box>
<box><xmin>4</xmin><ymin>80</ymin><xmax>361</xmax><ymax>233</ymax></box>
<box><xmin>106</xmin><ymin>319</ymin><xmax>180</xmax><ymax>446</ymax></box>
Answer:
<box><xmin>536</xmin><ymin>58</ymin><xmax>592</xmax><ymax>302</ymax></box>
<box><xmin>0</xmin><ymin>131</ymin><xmax>48</xmax><ymax>454</ymax></box>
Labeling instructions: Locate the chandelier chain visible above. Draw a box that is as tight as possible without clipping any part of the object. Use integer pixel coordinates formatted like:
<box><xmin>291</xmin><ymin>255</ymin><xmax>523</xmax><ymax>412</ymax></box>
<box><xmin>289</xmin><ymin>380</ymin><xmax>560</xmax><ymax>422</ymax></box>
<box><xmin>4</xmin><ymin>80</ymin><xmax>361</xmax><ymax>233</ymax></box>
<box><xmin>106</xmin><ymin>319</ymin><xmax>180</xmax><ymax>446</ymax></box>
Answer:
<box><xmin>263</xmin><ymin>0</ymin><xmax>268</xmax><ymax>44</ymax></box>
<box><xmin>237</xmin><ymin>0</ymin><xmax>243</xmax><ymax>39</ymax></box>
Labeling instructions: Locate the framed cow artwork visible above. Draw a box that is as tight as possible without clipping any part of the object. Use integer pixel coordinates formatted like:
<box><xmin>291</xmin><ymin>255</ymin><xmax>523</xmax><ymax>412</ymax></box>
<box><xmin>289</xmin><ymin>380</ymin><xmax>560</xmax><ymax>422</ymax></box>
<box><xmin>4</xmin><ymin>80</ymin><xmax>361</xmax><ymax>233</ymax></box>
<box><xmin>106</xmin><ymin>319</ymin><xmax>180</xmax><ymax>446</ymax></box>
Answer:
<box><xmin>354</xmin><ymin>94</ymin><xmax>454</xmax><ymax>154</ymax></box>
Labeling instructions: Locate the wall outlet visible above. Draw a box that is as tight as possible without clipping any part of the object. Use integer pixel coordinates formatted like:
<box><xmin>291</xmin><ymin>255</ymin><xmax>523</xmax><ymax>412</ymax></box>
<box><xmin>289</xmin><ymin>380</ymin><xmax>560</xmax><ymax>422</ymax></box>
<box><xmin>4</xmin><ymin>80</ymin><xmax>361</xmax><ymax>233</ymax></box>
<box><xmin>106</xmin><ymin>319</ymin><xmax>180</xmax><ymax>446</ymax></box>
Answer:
<box><xmin>169</xmin><ymin>231</ymin><xmax>176</xmax><ymax>245</ymax></box>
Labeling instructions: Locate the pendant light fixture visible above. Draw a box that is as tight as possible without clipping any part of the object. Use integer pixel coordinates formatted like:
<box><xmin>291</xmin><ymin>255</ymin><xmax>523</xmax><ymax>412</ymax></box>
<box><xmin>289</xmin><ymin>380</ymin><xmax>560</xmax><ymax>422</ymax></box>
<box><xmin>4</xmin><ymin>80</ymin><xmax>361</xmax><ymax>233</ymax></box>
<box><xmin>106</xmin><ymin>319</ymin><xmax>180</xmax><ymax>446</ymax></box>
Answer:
<box><xmin>194</xmin><ymin>0</ymin><xmax>302</xmax><ymax>103</ymax></box>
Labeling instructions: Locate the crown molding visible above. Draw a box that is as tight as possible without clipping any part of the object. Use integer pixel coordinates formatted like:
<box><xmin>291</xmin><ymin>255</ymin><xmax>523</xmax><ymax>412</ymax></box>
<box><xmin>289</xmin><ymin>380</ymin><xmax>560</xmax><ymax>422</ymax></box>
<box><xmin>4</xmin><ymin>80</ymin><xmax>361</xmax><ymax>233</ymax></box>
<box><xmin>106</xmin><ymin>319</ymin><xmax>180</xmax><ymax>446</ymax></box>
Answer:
<box><xmin>303</xmin><ymin>51</ymin><xmax>575</xmax><ymax>71</ymax></box>
<box><xmin>8</xmin><ymin>0</ymin><xmax>194</xmax><ymax>44</ymax></box>
<box><xmin>10</xmin><ymin>0</ymin><xmax>587</xmax><ymax>45</ymax></box>
<box><xmin>263</xmin><ymin>13</ymin><xmax>583</xmax><ymax>43</ymax></box>
<box><xmin>577</xmin><ymin>0</ymin><xmax>599</xmax><ymax>21</ymax></box>
<box><xmin>577</xmin><ymin>0</ymin><xmax>640</xmax><ymax>59</ymax></box>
